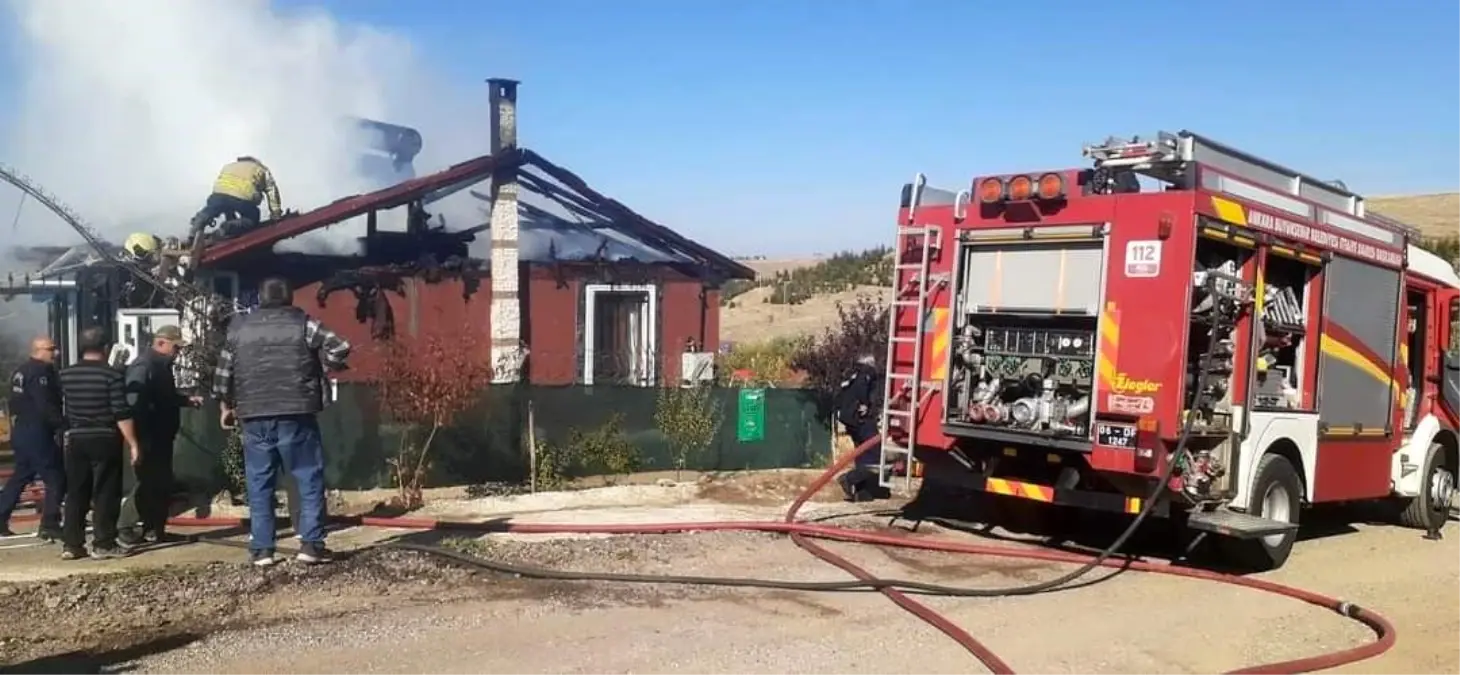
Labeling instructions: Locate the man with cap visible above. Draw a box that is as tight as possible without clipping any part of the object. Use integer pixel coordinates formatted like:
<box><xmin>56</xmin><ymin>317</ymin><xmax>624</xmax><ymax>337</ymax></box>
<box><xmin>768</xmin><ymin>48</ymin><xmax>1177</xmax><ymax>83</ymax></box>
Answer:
<box><xmin>120</xmin><ymin>325</ymin><xmax>202</xmax><ymax>545</ymax></box>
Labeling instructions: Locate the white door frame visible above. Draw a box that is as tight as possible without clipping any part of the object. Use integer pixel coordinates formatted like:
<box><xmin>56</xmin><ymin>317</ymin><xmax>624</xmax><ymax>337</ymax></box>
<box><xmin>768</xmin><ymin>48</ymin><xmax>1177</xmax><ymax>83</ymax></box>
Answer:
<box><xmin>582</xmin><ymin>283</ymin><xmax>657</xmax><ymax>386</ymax></box>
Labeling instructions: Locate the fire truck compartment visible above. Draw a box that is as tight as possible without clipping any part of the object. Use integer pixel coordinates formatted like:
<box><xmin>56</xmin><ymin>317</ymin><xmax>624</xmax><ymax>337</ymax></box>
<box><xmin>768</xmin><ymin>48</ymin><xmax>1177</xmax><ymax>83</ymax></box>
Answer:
<box><xmin>943</xmin><ymin>231</ymin><xmax>1105</xmax><ymax>450</ymax></box>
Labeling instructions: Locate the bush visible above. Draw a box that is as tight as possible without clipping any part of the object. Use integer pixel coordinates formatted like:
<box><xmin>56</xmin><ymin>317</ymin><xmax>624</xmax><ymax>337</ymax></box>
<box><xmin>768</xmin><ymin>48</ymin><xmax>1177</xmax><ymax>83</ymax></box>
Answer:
<box><xmin>374</xmin><ymin>327</ymin><xmax>495</xmax><ymax>509</ymax></box>
<box><xmin>654</xmin><ymin>383</ymin><xmax>725</xmax><ymax>478</ymax></box>
<box><xmin>715</xmin><ymin>336</ymin><xmax>807</xmax><ymax>387</ymax></box>
<box><xmin>789</xmin><ymin>296</ymin><xmax>889</xmax><ymax>416</ymax></box>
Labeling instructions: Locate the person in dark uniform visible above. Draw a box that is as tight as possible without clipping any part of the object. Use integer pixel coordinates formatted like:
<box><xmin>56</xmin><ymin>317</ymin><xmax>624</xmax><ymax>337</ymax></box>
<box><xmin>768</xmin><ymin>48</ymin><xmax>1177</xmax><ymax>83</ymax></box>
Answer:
<box><xmin>57</xmin><ymin>327</ymin><xmax>140</xmax><ymax>560</ymax></box>
<box><xmin>834</xmin><ymin>354</ymin><xmax>890</xmax><ymax>502</ymax></box>
<box><xmin>119</xmin><ymin>325</ymin><xmax>202</xmax><ymax>546</ymax></box>
<box><xmin>0</xmin><ymin>336</ymin><xmax>66</xmax><ymax>540</ymax></box>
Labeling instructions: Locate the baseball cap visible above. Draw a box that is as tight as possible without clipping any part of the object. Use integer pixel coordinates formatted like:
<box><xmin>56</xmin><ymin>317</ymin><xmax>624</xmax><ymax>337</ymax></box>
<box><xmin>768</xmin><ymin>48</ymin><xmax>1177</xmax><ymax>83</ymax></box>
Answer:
<box><xmin>154</xmin><ymin>325</ymin><xmax>188</xmax><ymax>345</ymax></box>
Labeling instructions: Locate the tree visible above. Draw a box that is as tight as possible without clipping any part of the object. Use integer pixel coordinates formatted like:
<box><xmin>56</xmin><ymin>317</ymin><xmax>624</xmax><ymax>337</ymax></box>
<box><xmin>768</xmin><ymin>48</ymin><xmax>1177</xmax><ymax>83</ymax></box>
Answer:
<box><xmin>374</xmin><ymin>327</ymin><xmax>495</xmax><ymax>509</ymax></box>
<box><xmin>789</xmin><ymin>296</ymin><xmax>888</xmax><ymax>416</ymax></box>
<box><xmin>654</xmin><ymin>383</ymin><xmax>725</xmax><ymax>479</ymax></box>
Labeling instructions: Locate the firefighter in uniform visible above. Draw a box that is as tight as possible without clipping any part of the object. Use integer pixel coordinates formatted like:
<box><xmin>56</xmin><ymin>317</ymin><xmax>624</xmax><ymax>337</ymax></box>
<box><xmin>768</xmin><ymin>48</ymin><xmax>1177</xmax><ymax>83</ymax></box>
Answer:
<box><xmin>0</xmin><ymin>336</ymin><xmax>66</xmax><ymax>539</ymax></box>
<box><xmin>189</xmin><ymin>156</ymin><xmax>283</xmax><ymax>238</ymax></box>
<box><xmin>119</xmin><ymin>325</ymin><xmax>202</xmax><ymax>545</ymax></box>
<box><xmin>834</xmin><ymin>354</ymin><xmax>891</xmax><ymax>502</ymax></box>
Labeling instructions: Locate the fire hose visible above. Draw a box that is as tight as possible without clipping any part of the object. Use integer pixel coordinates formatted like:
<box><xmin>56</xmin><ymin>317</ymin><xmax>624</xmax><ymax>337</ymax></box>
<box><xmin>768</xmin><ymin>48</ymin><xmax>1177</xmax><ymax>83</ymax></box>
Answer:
<box><xmin>141</xmin><ymin>430</ymin><xmax>1393</xmax><ymax>675</ymax></box>
<box><xmin>5</xmin><ymin>435</ymin><xmax>1393</xmax><ymax>673</ymax></box>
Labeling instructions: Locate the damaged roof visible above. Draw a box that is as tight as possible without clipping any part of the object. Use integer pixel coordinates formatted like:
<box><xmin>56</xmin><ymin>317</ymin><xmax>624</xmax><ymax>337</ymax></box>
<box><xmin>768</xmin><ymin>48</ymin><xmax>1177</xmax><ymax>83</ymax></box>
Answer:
<box><xmin>200</xmin><ymin>148</ymin><xmax>755</xmax><ymax>280</ymax></box>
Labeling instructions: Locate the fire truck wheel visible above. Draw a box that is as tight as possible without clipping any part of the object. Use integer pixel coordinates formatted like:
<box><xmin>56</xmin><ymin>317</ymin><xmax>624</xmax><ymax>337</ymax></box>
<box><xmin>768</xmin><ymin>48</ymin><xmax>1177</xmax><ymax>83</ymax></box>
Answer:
<box><xmin>1217</xmin><ymin>453</ymin><xmax>1302</xmax><ymax>572</ymax></box>
<box><xmin>1397</xmin><ymin>442</ymin><xmax>1455</xmax><ymax>533</ymax></box>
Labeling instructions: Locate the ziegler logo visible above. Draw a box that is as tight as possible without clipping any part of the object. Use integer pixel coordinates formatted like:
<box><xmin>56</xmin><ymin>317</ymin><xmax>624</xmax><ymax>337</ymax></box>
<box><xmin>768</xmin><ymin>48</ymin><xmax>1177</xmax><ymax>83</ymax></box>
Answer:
<box><xmin>1110</xmin><ymin>373</ymin><xmax>1162</xmax><ymax>395</ymax></box>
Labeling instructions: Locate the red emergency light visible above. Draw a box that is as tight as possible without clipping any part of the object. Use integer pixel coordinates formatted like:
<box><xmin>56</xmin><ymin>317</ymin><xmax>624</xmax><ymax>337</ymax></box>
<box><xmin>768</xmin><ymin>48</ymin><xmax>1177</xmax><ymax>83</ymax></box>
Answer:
<box><xmin>975</xmin><ymin>172</ymin><xmax>1067</xmax><ymax>204</ymax></box>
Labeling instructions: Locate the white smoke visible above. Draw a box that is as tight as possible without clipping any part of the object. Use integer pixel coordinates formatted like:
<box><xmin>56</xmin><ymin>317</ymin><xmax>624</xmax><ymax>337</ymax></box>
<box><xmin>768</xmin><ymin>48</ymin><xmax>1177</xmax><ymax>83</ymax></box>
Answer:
<box><xmin>0</xmin><ymin>0</ymin><xmax>491</xmax><ymax>259</ymax></box>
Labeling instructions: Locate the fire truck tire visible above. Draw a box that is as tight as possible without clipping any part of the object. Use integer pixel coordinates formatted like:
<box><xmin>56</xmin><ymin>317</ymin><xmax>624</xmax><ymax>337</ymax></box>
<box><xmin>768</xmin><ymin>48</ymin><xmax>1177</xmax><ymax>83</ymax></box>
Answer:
<box><xmin>1217</xmin><ymin>453</ymin><xmax>1302</xmax><ymax>572</ymax></box>
<box><xmin>1397</xmin><ymin>442</ymin><xmax>1454</xmax><ymax>533</ymax></box>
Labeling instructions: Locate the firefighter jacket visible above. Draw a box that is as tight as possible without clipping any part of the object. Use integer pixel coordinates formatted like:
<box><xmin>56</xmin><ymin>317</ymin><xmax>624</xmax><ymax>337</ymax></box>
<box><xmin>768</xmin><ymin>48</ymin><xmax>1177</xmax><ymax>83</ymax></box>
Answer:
<box><xmin>212</xmin><ymin>158</ymin><xmax>282</xmax><ymax>217</ymax></box>
<box><xmin>834</xmin><ymin>362</ymin><xmax>883</xmax><ymax>429</ymax></box>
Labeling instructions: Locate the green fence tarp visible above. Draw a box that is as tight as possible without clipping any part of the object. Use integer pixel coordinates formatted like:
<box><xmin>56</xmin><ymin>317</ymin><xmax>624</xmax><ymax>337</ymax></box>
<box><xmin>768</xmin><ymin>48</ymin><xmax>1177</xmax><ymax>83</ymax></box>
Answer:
<box><xmin>172</xmin><ymin>384</ymin><xmax>831</xmax><ymax>496</ymax></box>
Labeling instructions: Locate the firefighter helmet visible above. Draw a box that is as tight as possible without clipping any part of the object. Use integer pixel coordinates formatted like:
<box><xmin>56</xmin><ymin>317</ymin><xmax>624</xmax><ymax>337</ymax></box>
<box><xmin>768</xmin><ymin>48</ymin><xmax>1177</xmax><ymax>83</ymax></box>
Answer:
<box><xmin>122</xmin><ymin>232</ymin><xmax>161</xmax><ymax>258</ymax></box>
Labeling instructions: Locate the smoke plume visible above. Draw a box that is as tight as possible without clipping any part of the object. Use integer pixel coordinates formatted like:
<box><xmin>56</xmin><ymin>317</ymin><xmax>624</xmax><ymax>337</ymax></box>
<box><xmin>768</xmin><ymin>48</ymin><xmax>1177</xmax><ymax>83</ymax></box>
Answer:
<box><xmin>0</xmin><ymin>0</ymin><xmax>490</xmax><ymax>261</ymax></box>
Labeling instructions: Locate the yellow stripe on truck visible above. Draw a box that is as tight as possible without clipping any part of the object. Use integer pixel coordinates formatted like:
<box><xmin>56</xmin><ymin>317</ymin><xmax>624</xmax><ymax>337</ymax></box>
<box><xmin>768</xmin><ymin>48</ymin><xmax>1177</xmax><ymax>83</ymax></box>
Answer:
<box><xmin>1211</xmin><ymin>196</ymin><xmax>1248</xmax><ymax>225</ymax></box>
<box><xmin>929</xmin><ymin>307</ymin><xmax>950</xmax><ymax>380</ymax></box>
<box><xmin>1095</xmin><ymin>302</ymin><xmax>1120</xmax><ymax>392</ymax></box>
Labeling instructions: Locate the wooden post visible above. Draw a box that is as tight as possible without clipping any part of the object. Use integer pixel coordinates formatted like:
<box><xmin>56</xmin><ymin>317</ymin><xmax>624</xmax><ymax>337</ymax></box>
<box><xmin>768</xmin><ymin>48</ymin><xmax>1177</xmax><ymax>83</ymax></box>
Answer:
<box><xmin>527</xmin><ymin>398</ymin><xmax>538</xmax><ymax>492</ymax></box>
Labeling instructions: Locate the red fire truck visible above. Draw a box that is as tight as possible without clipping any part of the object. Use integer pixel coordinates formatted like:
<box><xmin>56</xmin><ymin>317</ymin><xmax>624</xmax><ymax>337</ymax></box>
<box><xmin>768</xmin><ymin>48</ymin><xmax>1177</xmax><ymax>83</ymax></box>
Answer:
<box><xmin>882</xmin><ymin>130</ymin><xmax>1459</xmax><ymax>570</ymax></box>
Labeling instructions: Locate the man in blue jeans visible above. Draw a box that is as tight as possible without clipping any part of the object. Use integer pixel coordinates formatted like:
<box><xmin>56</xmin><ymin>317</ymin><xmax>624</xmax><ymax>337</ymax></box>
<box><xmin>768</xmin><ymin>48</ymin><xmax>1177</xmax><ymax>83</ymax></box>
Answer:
<box><xmin>213</xmin><ymin>277</ymin><xmax>351</xmax><ymax>566</ymax></box>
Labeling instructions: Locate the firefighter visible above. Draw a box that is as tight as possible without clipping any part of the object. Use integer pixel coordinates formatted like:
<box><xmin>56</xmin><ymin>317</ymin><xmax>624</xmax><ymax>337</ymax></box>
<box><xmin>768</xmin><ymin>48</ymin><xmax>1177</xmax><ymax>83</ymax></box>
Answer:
<box><xmin>119</xmin><ymin>325</ymin><xmax>202</xmax><ymax>546</ymax></box>
<box><xmin>0</xmin><ymin>336</ymin><xmax>66</xmax><ymax>540</ymax></box>
<box><xmin>189</xmin><ymin>156</ymin><xmax>283</xmax><ymax>238</ymax></box>
<box><xmin>834</xmin><ymin>354</ymin><xmax>890</xmax><ymax>502</ymax></box>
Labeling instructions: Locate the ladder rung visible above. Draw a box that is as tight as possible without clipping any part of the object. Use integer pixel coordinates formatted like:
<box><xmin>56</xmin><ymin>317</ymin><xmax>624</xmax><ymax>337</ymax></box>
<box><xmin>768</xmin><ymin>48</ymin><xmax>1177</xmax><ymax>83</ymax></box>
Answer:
<box><xmin>883</xmin><ymin>408</ymin><xmax>914</xmax><ymax>417</ymax></box>
<box><xmin>893</xmin><ymin>299</ymin><xmax>920</xmax><ymax>307</ymax></box>
<box><xmin>896</xmin><ymin>263</ymin><xmax>925</xmax><ymax>270</ymax></box>
<box><xmin>881</xmin><ymin>444</ymin><xmax>911</xmax><ymax>455</ymax></box>
<box><xmin>897</xmin><ymin>226</ymin><xmax>930</xmax><ymax>236</ymax></box>
<box><xmin>890</xmin><ymin>335</ymin><xmax>918</xmax><ymax>343</ymax></box>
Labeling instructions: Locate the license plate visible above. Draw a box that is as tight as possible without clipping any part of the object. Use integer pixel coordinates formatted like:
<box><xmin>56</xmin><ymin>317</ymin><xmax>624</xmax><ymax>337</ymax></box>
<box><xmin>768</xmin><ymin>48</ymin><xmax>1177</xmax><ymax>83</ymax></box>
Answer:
<box><xmin>1096</xmin><ymin>422</ymin><xmax>1137</xmax><ymax>448</ymax></box>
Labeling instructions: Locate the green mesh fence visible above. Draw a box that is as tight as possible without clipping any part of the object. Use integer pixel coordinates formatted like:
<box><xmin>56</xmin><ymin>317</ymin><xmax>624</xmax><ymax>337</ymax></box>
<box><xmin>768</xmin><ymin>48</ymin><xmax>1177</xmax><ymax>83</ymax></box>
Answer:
<box><xmin>172</xmin><ymin>384</ymin><xmax>831</xmax><ymax>496</ymax></box>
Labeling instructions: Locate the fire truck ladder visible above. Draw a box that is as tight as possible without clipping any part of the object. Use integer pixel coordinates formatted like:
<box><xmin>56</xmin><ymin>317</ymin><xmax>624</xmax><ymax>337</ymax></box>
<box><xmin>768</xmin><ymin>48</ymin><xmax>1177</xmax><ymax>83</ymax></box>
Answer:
<box><xmin>878</xmin><ymin>181</ymin><xmax>954</xmax><ymax>492</ymax></box>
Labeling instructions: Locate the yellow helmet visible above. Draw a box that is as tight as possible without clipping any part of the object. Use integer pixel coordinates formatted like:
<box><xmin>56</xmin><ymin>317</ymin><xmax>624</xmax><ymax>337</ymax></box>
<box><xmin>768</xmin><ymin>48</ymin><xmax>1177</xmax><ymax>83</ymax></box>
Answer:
<box><xmin>123</xmin><ymin>232</ymin><xmax>160</xmax><ymax>258</ymax></box>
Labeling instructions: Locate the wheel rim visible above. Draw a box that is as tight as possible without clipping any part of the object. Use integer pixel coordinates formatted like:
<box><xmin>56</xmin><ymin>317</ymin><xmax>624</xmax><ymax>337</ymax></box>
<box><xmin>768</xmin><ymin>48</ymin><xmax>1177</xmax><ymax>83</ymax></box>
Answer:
<box><xmin>1429</xmin><ymin>466</ymin><xmax>1456</xmax><ymax>514</ymax></box>
<box><xmin>1261</xmin><ymin>482</ymin><xmax>1293</xmax><ymax>549</ymax></box>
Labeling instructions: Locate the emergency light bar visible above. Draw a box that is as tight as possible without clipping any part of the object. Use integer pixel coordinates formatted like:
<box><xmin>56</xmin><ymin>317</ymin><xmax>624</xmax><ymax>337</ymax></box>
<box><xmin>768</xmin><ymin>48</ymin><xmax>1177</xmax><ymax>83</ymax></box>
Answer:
<box><xmin>976</xmin><ymin>172</ymin><xmax>1066</xmax><ymax>204</ymax></box>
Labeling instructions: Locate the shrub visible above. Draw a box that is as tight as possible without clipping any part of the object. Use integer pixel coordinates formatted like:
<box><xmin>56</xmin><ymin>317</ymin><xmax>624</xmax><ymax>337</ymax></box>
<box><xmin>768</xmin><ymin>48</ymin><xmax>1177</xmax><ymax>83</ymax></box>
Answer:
<box><xmin>654</xmin><ymin>383</ymin><xmax>725</xmax><ymax>478</ymax></box>
<box><xmin>374</xmin><ymin>327</ymin><xmax>495</xmax><ymax>509</ymax></box>
<box><xmin>715</xmin><ymin>336</ymin><xmax>807</xmax><ymax>387</ymax></box>
<box><xmin>568</xmin><ymin>413</ymin><xmax>643</xmax><ymax>481</ymax></box>
<box><xmin>789</xmin><ymin>296</ymin><xmax>889</xmax><ymax>417</ymax></box>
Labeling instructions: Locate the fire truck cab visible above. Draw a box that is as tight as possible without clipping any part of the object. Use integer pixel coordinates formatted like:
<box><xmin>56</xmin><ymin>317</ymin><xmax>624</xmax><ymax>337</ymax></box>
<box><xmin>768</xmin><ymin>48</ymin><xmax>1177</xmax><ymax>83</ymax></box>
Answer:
<box><xmin>885</xmin><ymin>130</ymin><xmax>1459</xmax><ymax>571</ymax></box>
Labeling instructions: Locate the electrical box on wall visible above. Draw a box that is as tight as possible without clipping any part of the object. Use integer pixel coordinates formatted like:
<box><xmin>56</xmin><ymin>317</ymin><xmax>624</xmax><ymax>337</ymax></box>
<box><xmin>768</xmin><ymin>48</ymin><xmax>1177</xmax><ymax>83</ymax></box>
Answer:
<box><xmin>680</xmin><ymin>351</ymin><xmax>715</xmax><ymax>386</ymax></box>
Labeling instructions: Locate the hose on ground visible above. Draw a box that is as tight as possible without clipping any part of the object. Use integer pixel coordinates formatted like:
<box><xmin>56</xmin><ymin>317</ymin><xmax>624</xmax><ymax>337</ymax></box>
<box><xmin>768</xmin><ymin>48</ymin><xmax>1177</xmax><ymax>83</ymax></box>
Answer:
<box><xmin>165</xmin><ymin>434</ymin><xmax>1395</xmax><ymax>674</ymax></box>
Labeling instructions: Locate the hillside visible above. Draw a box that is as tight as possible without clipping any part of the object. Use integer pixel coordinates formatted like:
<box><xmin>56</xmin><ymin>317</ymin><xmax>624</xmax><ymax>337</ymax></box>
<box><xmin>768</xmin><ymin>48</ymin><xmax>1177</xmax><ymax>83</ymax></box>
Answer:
<box><xmin>1368</xmin><ymin>193</ymin><xmax>1458</xmax><ymax>239</ymax></box>
<box><xmin>721</xmin><ymin>193</ymin><xmax>1458</xmax><ymax>343</ymax></box>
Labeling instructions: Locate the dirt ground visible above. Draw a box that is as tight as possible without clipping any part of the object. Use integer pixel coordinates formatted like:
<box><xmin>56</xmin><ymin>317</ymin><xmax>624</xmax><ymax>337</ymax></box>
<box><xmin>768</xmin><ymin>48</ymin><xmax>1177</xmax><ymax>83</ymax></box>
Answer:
<box><xmin>0</xmin><ymin>473</ymin><xmax>1455</xmax><ymax>675</ymax></box>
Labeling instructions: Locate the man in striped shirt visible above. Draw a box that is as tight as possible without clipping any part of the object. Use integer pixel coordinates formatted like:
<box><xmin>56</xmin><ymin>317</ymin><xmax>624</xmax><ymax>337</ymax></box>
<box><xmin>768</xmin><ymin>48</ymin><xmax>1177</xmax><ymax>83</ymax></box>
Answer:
<box><xmin>57</xmin><ymin>327</ymin><xmax>140</xmax><ymax>560</ymax></box>
<box><xmin>214</xmin><ymin>277</ymin><xmax>350</xmax><ymax>566</ymax></box>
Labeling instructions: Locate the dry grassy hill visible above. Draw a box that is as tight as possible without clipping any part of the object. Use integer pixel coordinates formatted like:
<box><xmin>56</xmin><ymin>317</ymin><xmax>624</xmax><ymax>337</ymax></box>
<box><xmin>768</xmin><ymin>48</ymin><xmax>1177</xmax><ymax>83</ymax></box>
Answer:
<box><xmin>1369</xmin><ymin>193</ymin><xmax>1458</xmax><ymax>239</ymax></box>
<box><xmin>721</xmin><ymin>194</ymin><xmax>1457</xmax><ymax>344</ymax></box>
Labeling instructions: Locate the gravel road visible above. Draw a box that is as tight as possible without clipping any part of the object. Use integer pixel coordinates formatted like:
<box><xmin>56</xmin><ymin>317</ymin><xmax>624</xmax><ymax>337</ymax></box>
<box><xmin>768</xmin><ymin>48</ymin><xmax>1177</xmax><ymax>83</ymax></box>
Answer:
<box><xmin>1</xmin><ymin>514</ymin><xmax>1444</xmax><ymax>674</ymax></box>
<box><xmin>1</xmin><ymin>500</ymin><xmax>1454</xmax><ymax>674</ymax></box>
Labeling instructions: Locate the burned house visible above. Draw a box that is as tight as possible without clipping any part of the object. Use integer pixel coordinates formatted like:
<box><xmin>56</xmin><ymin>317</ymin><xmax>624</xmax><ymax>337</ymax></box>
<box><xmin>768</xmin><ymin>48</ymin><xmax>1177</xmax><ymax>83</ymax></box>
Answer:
<box><xmin>2</xmin><ymin>79</ymin><xmax>753</xmax><ymax>388</ymax></box>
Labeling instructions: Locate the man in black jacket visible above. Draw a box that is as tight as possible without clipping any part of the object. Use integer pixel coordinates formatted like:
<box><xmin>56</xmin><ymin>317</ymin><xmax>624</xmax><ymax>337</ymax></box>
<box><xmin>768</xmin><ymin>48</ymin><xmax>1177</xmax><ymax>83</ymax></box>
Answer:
<box><xmin>834</xmin><ymin>354</ymin><xmax>890</xmax><ymax>502</ymax></box>
<box><xmin>0</xmin><ymin>336</ymin><xmax>65</xmax><ymax>540</ymax></box>
<box><xmin>214</xmin><ymin>277</ymin><xmax>350</xmax><ymax>567</ymax></box>
<box><xmin>119</xmin><ymin>325</ymin><xmax>202</xmax><ymax>545</ymax></box>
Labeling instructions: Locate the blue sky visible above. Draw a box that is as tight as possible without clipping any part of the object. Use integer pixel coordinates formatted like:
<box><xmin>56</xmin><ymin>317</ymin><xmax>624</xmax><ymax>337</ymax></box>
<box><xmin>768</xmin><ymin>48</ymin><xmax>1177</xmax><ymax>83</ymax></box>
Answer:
<box><xmin>4</xmin><ymin>0</ymin><xmax>1459</xmax><ymax>256</ymax></box>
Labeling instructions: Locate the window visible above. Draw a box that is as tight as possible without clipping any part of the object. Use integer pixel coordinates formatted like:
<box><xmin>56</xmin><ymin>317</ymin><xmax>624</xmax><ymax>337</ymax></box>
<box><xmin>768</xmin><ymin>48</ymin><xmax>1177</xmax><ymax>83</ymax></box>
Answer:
<box><xmin>582</xmin><ymin>284</ymin><xmax>658</xmax><ymax>386</ymax></box>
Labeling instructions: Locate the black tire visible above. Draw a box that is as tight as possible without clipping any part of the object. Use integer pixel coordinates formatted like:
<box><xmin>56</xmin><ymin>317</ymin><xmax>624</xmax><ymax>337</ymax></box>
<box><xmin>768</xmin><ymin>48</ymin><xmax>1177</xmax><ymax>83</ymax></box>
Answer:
<box><xmin>1216</xmin><ymin>453</ymin><xmax>1302</xmax><ymax>572</ymax></box>
<box><xmin>1397</xmin><ymin>442</ymin><xmax>1455</xmax><ymax>533</ymax></box>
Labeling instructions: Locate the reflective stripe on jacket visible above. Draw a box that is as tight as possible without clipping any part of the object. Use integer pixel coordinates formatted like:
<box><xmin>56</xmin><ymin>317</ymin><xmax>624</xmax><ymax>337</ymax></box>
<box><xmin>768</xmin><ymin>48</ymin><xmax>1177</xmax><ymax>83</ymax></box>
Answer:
<box><xmin>212</xmin><ymin>159</ymin><xmax>281</xmax><ymax>214</ymax></box>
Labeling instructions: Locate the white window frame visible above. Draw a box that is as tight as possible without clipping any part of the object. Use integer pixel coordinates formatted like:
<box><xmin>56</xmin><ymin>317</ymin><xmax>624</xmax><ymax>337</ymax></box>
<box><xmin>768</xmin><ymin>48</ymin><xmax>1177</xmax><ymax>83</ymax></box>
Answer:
<box><xmin>582</xmin><ymin>283</ymin><xmax>658</xmax><ymax>386</ymax></box>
